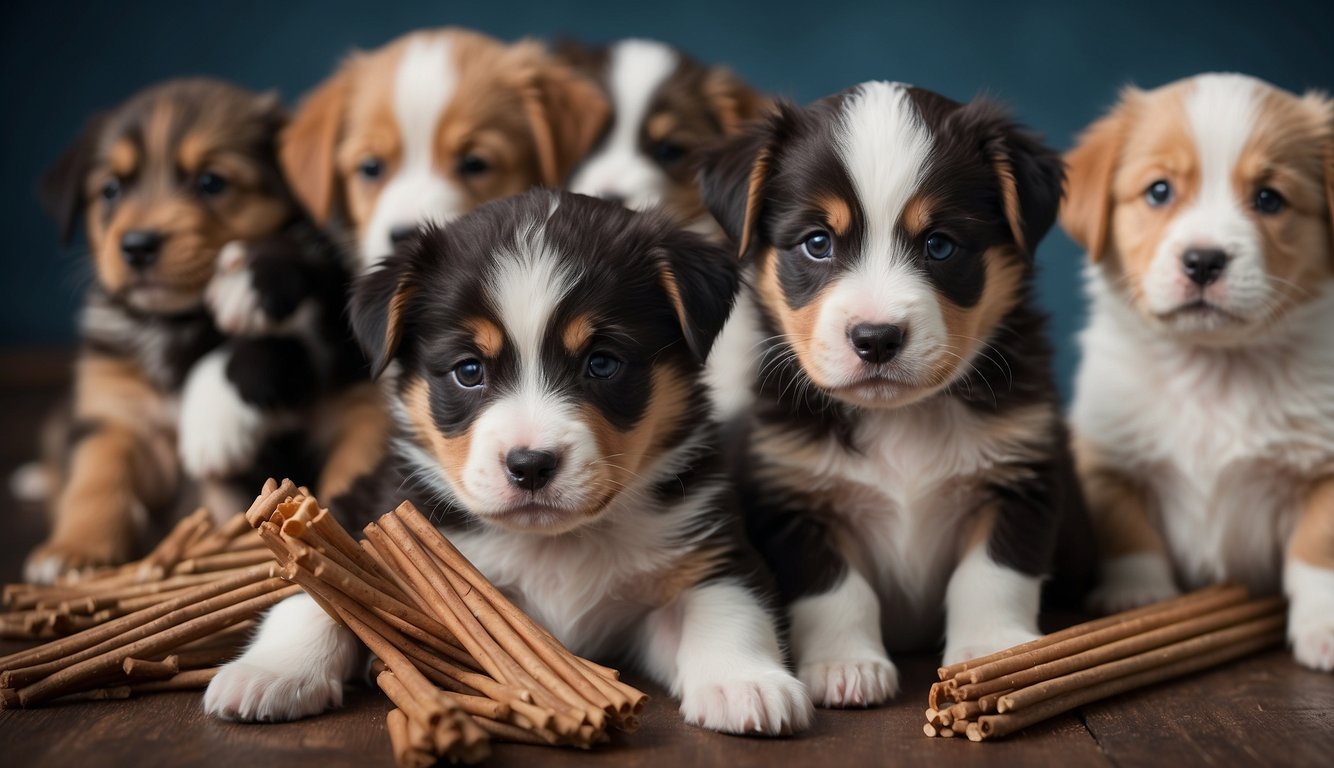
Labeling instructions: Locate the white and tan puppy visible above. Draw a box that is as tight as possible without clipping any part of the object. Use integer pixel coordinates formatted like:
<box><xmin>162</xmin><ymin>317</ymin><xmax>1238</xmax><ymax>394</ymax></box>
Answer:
<box><xmin>1064</xmin><ymin>73</ymin><xmax>1334</xmax><ymax>671</ymax></box>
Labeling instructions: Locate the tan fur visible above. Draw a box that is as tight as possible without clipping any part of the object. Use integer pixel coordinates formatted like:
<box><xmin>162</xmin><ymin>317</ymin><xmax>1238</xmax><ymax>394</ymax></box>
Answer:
<box><xmin>930</xmin><ymin>247</ymin><xmax>1025</xmax><ymax>388</ymax></box>
<box><xmin>755</xmin><ymin>248</ymin><xmax>830</xmax><ymax>386</ymax></box>
<box><xmin>1074</xmin><ymin>437</ymin><xmax>1167</xmax><ymax>559</ymax></box>
<box><xmin>404</xmin><ymin>375</ymin><xmax>472</xmax><ymax>485</ymax></box>
<box><xmin>1291</xmin><ymin>478</ymin><xmax>1334</xmax><ymax>569</ymax></box>
<box><xmin>316</xmin><ymin>383</ymin><xmax>393</xmax><ymax>500</ymax></box>
<box><xmin>1062</xmin><ymin>89</ymin><xmax>1140</xmax><ymax>263</ymax></box>
<box><xmin>639</xmin><ymin>545</ymin><xmax>729</xmax><ymax>606</ymax></box>
<box><xmin>901</xmin><ymin>195</ymin><xmax>933</xmax><ymax>237</ymax></box>
<box><xmin>702</xmin><ymin>67</ymin><xmax>770</xmax><ymax>134</ymax></box>
<box><xmin>580</xmin><ymin>367</ymin><xmax>691</xmax><ymax>512</ymax></box>
<box><xmin>280</xmin><ymin>60</ymin><xmax>358</xmax><ymax>223</ymax></box>
<box><xmin>818</xmin><ymin>195</ymin><xmax>853</xmax><ymax>237</ymax></box>
<box><xmin>993</xmin><ymin>155</ymin><xmax>1027</xmax><ymax>252</ymax></box>
<box><xmin>737</xmin><ymin>146</ymin><xmax>772</xmax><ymax>258</ymax></box>
<box><xmin>467</xmin><ymin>317</ymin><xmax>505</xmax><ymax>358</ymax></box>
<box><xmin>560</xmin><ymin>313</ymin><xmax>594</xmax><ymax>355</ymax></box>
<box><xmin>504</xmin><ymin>39</ymin><xmax>609</xmax><ymax>187</ymax></box>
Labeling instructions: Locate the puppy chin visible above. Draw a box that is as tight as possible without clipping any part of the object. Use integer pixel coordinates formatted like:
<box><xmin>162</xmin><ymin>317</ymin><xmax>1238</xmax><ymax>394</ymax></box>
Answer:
<box><xmin>462</xmin><ymin>484</ymin><xmax>608</xmax><ymax>536</ymax></box>
<box><xmin>813</xmin><ymin>353</ymin><xmax>944</xmax><ymax>410</ymax></box>
<box><xmin>120</xmin><ymin>284</ymin><xmax>206</xmax><ymax>314</ymax></box>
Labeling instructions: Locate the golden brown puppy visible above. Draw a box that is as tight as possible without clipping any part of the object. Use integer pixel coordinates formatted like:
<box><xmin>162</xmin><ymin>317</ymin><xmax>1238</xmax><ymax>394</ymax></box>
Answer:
<box><xmin>1064</xmin><ymin>73</ymin><xmax>1334</xmax><ymax>671</ymax></box>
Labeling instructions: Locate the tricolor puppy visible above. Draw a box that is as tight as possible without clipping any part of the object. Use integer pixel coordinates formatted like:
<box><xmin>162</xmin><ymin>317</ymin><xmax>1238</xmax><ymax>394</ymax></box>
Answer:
<box><xmin>1064</xmin><ymin>73</ymin><xmax>1334</xmax><ymax>671</ymax></box>
<box><xmin>281</xmin><ymin>27</ymin><xmax>608</xmax><ymax>267</ymax></box>
<box><xmin>28</xmin><ymin>78</ymin><xmax>367</xmax><ymax>582</ymax></box>
<box><xmin>701</xmin><ymin>81</ymin><xmax>1076</xmax><ymax>707</ymax></box>
<box><xmin>561</xmin><ymin>38</ymin><xmax>768</xmax><ymax>229</ymax></box>
<box><xmin>205</xmin><ymin>190</ymin><xmax>813</xmax><ymax>734</ymax></box>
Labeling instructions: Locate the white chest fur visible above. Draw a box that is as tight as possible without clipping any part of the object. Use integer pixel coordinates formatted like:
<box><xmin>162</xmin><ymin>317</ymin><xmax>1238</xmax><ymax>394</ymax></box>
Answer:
<box><xmin>1073</xmin><ymin>279</ymin><xmax>1334</xmax><ymax>593</ymax></box>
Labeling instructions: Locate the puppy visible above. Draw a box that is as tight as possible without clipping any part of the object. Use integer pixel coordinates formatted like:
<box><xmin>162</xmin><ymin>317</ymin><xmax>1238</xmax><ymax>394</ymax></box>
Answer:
<box><xmin>29</xmin><ymin>78</ymin><xmax>365</xmax><ymax>581</ymax></box>
<box><xmin>280</xmin><ymin>27</ymin><xmax>608</xmax><ymax>267</ymax></box>
<box><xmin>1064</xmin><ymin>73</ymin><xmax>1334</xmax><ymax>671</ymax></box>
<box><xmin>205</xmin><ymin>190</ymin><xmax>812</xmax><ymax>735</ymax></box>
<box><xmin>700</xmin><ymin>82</ymin><xmax>1076</xmax><ymax>707</ymax></box>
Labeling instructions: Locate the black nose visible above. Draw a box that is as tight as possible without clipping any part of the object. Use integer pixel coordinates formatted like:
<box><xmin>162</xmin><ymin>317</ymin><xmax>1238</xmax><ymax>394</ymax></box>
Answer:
<box><xmin>848</xmin><ymin>324</ymin><xmax>905</xmax><ymax>364</ymax></box>
<box><xmin>120</xmin><ymin>230</ymin><xmax>163</xmax><ymax>270</ymax></box>
<box><xmin>1182</xmin><ymin>248</ymin><xmax>1228</xmax><ymax>287</ymax></box>
<box><xmin>389</xmin><ymin>224</ymin><xmax>418</xmax><ymax>247</ymax></box>
<box><xmin>505</xmin><ymin>448</ymin><xmax>559</xmax><ymax>492</ymax></box>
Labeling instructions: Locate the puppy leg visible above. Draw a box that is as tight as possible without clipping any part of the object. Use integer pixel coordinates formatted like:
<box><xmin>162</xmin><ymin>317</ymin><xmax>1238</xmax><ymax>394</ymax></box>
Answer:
<box><xmin>315</xmin><ymin>383</ymin><xmax>391</xmax><ymax>500</ymax></box>
<box><xmin>179</xmin><ymin>348</ymin><xmax>265</xmax><ymax>481</ymax></box>
<box><xmin>943</xmin><ymin>511</ymin><xmax>1043</xmax><ymax>665</ymax></box>
<box><xmin>640</xmin><ymin>579</ymin><xmax>811</xmax><ymax>735</ymax></box>
<box><xmin>1286</xmin><ymin>479</ymin><xmax>1334</xmax><ymax>672</ymax></box>
<box><xmin>204</xmin><ymin>593</ymin><xmax>362</xmax><ymax>721</ymax></box>
<box><xmin>789</xmin><ymin>568</ymin><xmax>899</xmax><ymax>707</ymax></box>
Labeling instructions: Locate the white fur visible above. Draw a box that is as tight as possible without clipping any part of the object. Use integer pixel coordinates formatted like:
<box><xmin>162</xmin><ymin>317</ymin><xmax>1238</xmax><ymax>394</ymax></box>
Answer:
<box><xmin>704</xmin><ymin>289</ymin><xmax>761</xmax><ymax>420</ymax></box>
<box><xmin>942</xmin><ymin>544</ymin><xmax>1042</xmax><ymax>665</ymax></box>
<box><xmin>1088</xmin><ymin>551</ymin><xmax>1181</xmax><ymax>614</ymax></box>
<box><xmin>567</xmin><ymin>39</ymin><xmax>678</xmax><ymax>211</ymax></box>
<box><xmin>178</xmin><ymin>348</ymin><xmax>265</xmax><ymax>480</ymax></box>
<box><xmin>360</xmin><ymin>35</ymin><xmax>464</xmax><ymax>266</ymax></box>
<box><xmin>205</xmin><ymin>241</ymin><xmax>320</xmax><ymax>337</ymax></box>
<box><xmin>204</xmin><ymin>593</ymin><xmax>360</xmax><ymax>721</ymax></box>
<box><xmin>640</xmin><ymin>579</ymin><xmax>812</xmax><ymax>735</ymax></box>
<box><xmin>1285</xmin><ymin>558</ymin><xmax>1334</xmax><ymax>671</ymax></box>
<box><xmin>788</xmin><ymin>569</ymin><xmax>898</xmax><ymax>707</ymax></box>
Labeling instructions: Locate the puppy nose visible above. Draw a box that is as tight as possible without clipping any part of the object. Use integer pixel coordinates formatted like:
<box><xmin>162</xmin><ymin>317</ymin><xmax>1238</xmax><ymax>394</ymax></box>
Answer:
<box><xmin>120</xmin><ymin>230</ymin><xmax>164</xmax><ymax>270</ymax></box>
<box><xmin>848</xmin><ymin>324</ymin><xmax>906</xmax><ymax>364</ymax></box>
<box><xmin>389</xmin><ymin>224</ymin><xmax>419</xmax><ymax>247</ymax></box>
<box><xmin>505</xmin><ymin>448</ymin><xmax>560</xmax><ymax>492</ymax></box>
<box><xmin>1181</xmin><ymin>248</ymin><xmax>1228</xmax><ymax>287</ymax></box>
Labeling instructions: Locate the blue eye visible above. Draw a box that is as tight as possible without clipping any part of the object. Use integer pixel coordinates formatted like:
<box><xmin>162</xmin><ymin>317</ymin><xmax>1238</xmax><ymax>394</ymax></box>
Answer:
<box><xmin>925</xmin><ymin>233</ymin><xmax>957</xmax><ymax>261</ymax></box>
<box><xmin>197</xmin><ymin>172</ymin><xmax>227</xmax><ymax>197</ymax></box>
<box><xmin>1145</xmin><ymin>180</ymin><xmax>1173</xmax><ymax>207</ymax></box>
<box><xmin>453</xmin><ymin>359</ymin><xmax>484</xmax><ymax>388</ymax></box>
<box><xmin>802</xmin><ymin>231</ymin><xmax>833</xmax><ymax>260</ymax></box>
<box><xmin>1254</xmin><ymin>187</ymin><xmax>1284</xmax><ymax>214</ymax></box>
<box><xmin>359</xmin><ymin>157</ymin><xmax>384</xmax><ymax>181</ymax></box>
<box><xmin>586</xmin><ymin>352</ymin><xmax>621</xmax><ymax>380</ymax></box>
<box><xmin>101</xmin><ymin>178</ymin><xmax>122</xmax><ymax>202</ymax></box>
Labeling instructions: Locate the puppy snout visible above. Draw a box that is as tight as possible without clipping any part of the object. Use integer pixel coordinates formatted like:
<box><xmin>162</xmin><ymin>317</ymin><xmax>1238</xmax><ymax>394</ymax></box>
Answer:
<box><xmin>848</xmin><ymin>323</ymin><xmax>906</xmax><ymax>365</ymax></box>
<box><xmin>389</xmin><ymin>224</ymin><xmax>419</xmax><ymax>247</ymax></box>
<box><xmin>504</xmin><ymin>448</ymin><xmax>560</xmax><ymax>492</ymax></box>
<box><xmin>121</xmin><ymin>230</ymin><xmax>164</xmax><ymax>271</ymax></box>
<box><xmin>1181</xmin><ymin>248</ymin><xmax>1228</xmax><ymax>287</ymax></box>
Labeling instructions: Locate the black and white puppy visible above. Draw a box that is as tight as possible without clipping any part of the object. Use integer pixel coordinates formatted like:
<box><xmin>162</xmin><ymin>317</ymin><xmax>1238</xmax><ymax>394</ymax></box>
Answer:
<box><xmin>205</xmin><ymin>190</ymin><xmax>812</xmax><ymax>735</ymax></box>
<box><xmin>700</xmin><ymin>81</ymin><xmax>1079</xmax><ymax>707</ymax></box>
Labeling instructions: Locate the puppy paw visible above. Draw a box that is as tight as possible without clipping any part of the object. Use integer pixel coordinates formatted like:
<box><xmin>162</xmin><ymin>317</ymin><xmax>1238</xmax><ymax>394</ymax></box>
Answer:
<box><xmin>179</xmin><ymin>350</ymin><xmax>264</xmax><ymax>480</ymax></box>
<box><xmin>1088</xmin><ymin>553</ymin><xmax>1181</xmax><ymax>615</ymax></box>
<box><xmin>24</xmin><ymin>537</ymin><xmax>128</xmax><ymax>584</ymax></box>
<box><xmin>204</xmin><ymin>659</ymin><xmax>344</xmax><ymax>722</ymax></box>
<box><xmin>1290</xmin><ymin>616</ymin><xmax>1334</xmax><ymax>673</ymax></box>
<box><xmin>680</xmin><ymin>668</ymin><xmax>812</xmax><ymax>736</ymax></box>
<box><xmin>206</xmin><ymin>242</ymin><xmax>268</xmax><ymax>336</ymax></box>
<box><xmin>1287</xmin><ymin>561</ymin><xmax>1334</xmax><ymax>673</ymax></box>
<box><xmin>798</xmin><ymin>656</ymin><xmax>898</xmax><ymax>708</ymax></box>
<box><xmin>944</xmin><ymin>628</ymin><xmax>1042</xmax><ymax>667</ymax></box>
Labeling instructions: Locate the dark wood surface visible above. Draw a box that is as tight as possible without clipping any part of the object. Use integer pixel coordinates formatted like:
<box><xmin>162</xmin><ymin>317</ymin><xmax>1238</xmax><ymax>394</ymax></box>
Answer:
<box><xmin>1</xmin><ymin>348</ymin><xmax>1330</xmax><ymax>767</ymax></box>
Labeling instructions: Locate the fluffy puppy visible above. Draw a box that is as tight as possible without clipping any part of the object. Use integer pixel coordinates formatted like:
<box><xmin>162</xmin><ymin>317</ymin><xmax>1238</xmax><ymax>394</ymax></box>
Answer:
<box><xmin>281</xmin><ymin>27</ymin><xmax>608</xmax><ymax>267</ymax></box>
<box><xmin>205</xmin><ymin>190</ymin><xmax>812</xmax><ymax>735</ymax></box>
<box><xmin>29</xmin><ymin>78</ymin><xmax>365</xmax><ymax>581</ymax></box>
<box><xmin>700</xmin><ymin>82</ymin><xmax>1077</xmax><ymax>707</ymax></box>
<box><xmin>1064</xmin><ymin>73</ymin><xmax>1334</xmax><ymax>671</ymax></box>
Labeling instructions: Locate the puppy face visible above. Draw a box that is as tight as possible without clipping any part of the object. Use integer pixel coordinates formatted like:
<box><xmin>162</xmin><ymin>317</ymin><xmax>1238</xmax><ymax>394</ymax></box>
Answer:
<box><xmin>43</xmin><ymin>79</ymin><xmax>291</xmax><ymax>314</ymax></box>
<box><xmin>701</xmin><ymin>82</ymin><xmax>1062</xmax><ymax>409</ymax></box>
<box><xmin>282</xmin><ymin>28</ymin><xmax>608</xmax><ymax>267</ymax></box>
<box><xmin>1064</xmin><ymin>74</ymin><xmax>1334</xmax><ymax>342</ymax></box>
<box><xmin>352</xmin><ymin>191</ymin><xmax>736</xmax><ymax>534</ymax></box>
<box><xmin>563</xmin><ymin>38</ymin><xmax>767</xmax><ymax>222</ymax></box>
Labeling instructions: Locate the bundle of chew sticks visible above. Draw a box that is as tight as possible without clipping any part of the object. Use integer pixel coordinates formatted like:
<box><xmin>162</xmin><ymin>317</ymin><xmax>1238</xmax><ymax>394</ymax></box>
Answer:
<box><xmin>924</xmin><ymin>584</ymin><xmax>1285</xmax><ymax>741</ymax></box>
<box><xmin>244</xmin><ymin>479</ymin><xmax>647</xmax><ymax>765</ymax></box>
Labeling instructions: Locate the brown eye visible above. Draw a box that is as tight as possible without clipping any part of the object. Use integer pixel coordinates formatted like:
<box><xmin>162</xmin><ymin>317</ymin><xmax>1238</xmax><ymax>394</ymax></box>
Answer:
<box><xmin>453</xmin><ymin>359</ymin><xmax>484</xmax><ymax>388</ymax></box>
<box><xmin>358</xmin><ymin>157</ymin><xmax>385</xmax><ymax>180</ymax></box>
<box><xmin>458</xmin><ymin>154</ymin><xmax>490</xmax><ymax>177</ymax></box>
<box><xmin>197</xmin><ymin>172</ymin><xmax>227</xmax><ymax>197</ymax></box>
<box><xmin>1254</xmin><ymin>187</ymin><xmax>1284</xmax><ymax>214</ymax></box>
<box><xmin>100</xmin><ymin>177</ymin><xmax>122</xmax><ymax>202</ymax></box>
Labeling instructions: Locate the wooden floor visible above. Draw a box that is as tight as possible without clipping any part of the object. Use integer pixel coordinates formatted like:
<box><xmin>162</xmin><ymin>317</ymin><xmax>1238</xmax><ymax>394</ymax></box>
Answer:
<box><xmin>1</xmin><ymin>349</ymin><xmax>1331</xmax><ymax>767</ymax></box>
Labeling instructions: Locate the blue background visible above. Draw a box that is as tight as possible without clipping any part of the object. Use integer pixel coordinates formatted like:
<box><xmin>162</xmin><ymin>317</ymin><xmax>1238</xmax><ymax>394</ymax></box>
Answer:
<box><xmin>3</xmin><ymin>0</ymin><xmax>1331</xmax><ymax>396</ymax></box>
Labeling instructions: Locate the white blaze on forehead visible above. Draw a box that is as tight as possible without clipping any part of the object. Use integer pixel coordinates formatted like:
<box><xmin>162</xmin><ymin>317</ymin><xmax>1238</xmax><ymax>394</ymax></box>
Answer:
<box><xmin>1184</xmin><ymin>73</ymin><xmax>1262</xmax><ymax>214</ymax></box>
<box><xmin>395</xmin><ymin>35</ymin><xmax>455</xmax><ymax>173</ymax></box>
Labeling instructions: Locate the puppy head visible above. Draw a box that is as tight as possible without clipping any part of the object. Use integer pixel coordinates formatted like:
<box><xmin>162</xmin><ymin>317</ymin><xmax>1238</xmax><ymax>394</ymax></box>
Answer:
<box><xmin>700</xmin><ymin>82</ymin><xmax>1062</xmax><ymax>409</ymax></box>
<box><xmin>352</xmin><ymin>190</ymin><xmax>736</xmax><ymax>534</ymax></box>
<box><xmin>563</xmin><ymin>38</ymin><xmax>768</xmax><ymax>222</ymax></box>
<box><xmin>282</xmin><ymin>28</ymin><xmax>608</xmax><ymax>268</ymax></box>
<box><xmin>43</xmin><ymin>78</ymin><xmax>291</xmax><ymax>314</ymax></box>
<box><xmin>1064</xmin><ymin>74</ymin><xmax>1334</xmax><ymax>343</ymax></box>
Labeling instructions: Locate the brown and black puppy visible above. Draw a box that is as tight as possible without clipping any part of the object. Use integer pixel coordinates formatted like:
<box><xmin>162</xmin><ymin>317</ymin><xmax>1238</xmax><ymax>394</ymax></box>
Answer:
<box><xmin>700</xmin><ymin>81</ymin><xmax>1083</xmax><ymax>707</ymax></box>
<box><xmin>28</xmin><ymin>78</ymin><xmax>367</xmax><ymax>582</ymax></box>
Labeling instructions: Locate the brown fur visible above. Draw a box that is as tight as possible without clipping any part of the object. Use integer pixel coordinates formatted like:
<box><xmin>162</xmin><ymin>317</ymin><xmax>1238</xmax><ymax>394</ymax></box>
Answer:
<box><xmin>579</xmin><ymin>367</ymin><xmax>692</xmax><ymax>512</ymax></box>
<box><xmin>467</xmin><ymin>317</ymin><xmax>506</xmax><ymax>359</ymax></box>
<box><xmin>1292</xmin><ymin>478</ymin><xmax>1334</xmax><ymax>570</ymax></box>
<box><xmin>1073</xmin><ymin>438</ymin><xmax>1166</xmax><ymax>559</ymax></box>
<box><xmin>316</xmin><ymin>382</ymin><xmax>394</xmax><ymax>500</ymax></box>
<box><xmin>560</xmin><ymin>314</ymin><xmax>594</xmax><ymax>355</ymax></box>
<box><xmin>404</xmin><ymin>375</ymin><xmax>472</xmax><ymax>485</ymax></box>
<box><xmin>818</xmin><ymin>195</ymin><xmax>853</xmax><ymax>237</ymax></box>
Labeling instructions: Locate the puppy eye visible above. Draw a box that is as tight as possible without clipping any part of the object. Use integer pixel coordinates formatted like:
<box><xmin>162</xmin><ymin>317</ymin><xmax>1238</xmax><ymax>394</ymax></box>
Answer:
<box><xmin>100</xmin><ymin>178</ymin><xmax>122</xmax><ymax>202</ymax></box>
<box><xmin>802</xmin><ymin>231</ymin><xmax>833</xmax><ymax>260</ymax></box>
<box><xmin>925</xmin><ymin>233</ymin><xmax>957</xmax><ymax>261</ymax></box>
<box><xmin>458</xmin><ymin>154</ymin><xmax>490</xmax><ymax>177</ymax></box>
<box><xmin>1254</xmin><ymin>187</ymin><xmax>1285</xmax><ymax>215</ymax></box>
<box><xmin>453</xmin><ymin>359</ymin><xmax>485</xmax><ymax>388</ymax></box>
<box><xmin>197</xmin><ymin>172</ymin><xmax>227</xmax><ymax>197</ymax></box>
<box><xmin>586</xmin><ymin>352</ymin><xmax>622</xmax><ymax>380</ymax></box>
<box><xmin>1145</xmin><ymin>179</ymin><xmax>1173</xmax><ymax>207</ymax></box>
<box><xmin>358</xmin><ymin>157</ymin><xmax>385</xmax><ymax>181</ymax></box>
<box><xmin>651</xmin><ymin>141</ymin><xmax>686</xmax><ymax>165</ymax></box>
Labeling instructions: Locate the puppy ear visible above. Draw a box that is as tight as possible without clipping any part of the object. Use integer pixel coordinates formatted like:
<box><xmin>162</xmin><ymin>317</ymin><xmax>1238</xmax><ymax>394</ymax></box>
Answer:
<box><xmin>655</xmin><ymin>228</ymin><xmax>740</xmax><ymax>361</ymax></box>
<box><xmin>41</xmin><ymin>113</ymin><xmax>106</xmax><ymax>245</ymax></box>
<box><xmin>351</xmin><ymin>246</ymin><xmax>417</xmax><ymax>378</ymax></box>
<box><xmin>1063</xmin><ymin>90</ymin><xmax>1138</xmax><ymax>263</ymax></box>
<box><xmin>703</xmin><ymin>67</ymin><xmax>772</xmax><ymax>134</ymax></box>
<box><xmin>1308</xmin><ymin>91</ymin><xmax>1334</xmax><ymax>254</ymax></box>
<box><xmin>698</xmin><ymin>105</ymin><xmax>790</xmax><ymax>258</ymax></box>
<box><xmin>281</xmin><ymin>63</ymin><xmax>353</xmax><ymax>224</ymax></box>
<box><xmin>511</xmin><ymin>41</ymin><xmax>609</xmax><ymax>187</ymax></box>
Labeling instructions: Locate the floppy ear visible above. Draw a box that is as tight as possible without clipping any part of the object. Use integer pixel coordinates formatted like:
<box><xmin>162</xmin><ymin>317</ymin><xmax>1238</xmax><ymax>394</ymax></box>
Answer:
<box><xmin>41</xmin><ymin>113</ymin><xmax>106</xmax><ymax>245</ymax></box>
<box><xmin>703</xmin><ymin>67</ymin><xmax>772</xmax><ymax>134</ymax></box>
<box><xmin>655</xmin><ymin>229</ymin><xmax>741</xmax><ymax>361</ymax></box>
<box><xmin>1063</xmin><ymin>90</ymin><xmax>1137</xmax><ymax>263</ymax></box>
<box><xmin>280</xmin><ymin>63</ymin><xmax>353</xmax><ymax>224</ymax></box>
<box><xmin>511</xmin><ymin>41</ymin><xmax>609</xmax><ymax>187</ymax></box>
<box><xmin>698</xmin><ymin>105</ymin><xmax>792</xmax><ymax>258</ymax></box>
<box><xmin>351</xmin><ymin>245</ymin><xmax>417</xmax><ymax>378</ymax></box>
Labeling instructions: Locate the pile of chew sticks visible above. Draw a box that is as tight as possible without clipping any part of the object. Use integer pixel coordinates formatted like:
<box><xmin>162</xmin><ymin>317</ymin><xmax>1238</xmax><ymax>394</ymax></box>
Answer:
<box><xmin>244</xmin><ymin>479</ymin><xmax>646</xmax><ymax>763</ymax></box>
<box><xmin>924</xmin><ymin>584</ymin><xmax>1284</xmax><ymax>741</ymax></box>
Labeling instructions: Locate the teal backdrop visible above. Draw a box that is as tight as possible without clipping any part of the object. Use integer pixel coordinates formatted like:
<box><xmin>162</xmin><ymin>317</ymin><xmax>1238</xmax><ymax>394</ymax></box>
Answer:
<box><xmin>3</xmin><ymin>0</ymin><xmax>1331</xmax><ymax>396</ymax></box>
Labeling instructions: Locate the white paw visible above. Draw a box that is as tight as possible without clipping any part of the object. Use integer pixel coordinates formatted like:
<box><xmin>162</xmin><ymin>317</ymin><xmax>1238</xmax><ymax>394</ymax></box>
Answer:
<box><xmin>1286</xmin><ymin>560</ymin><xmax>1334</xmax><ymax>673</ymax></box>
<box><xmin>24</xmin><ymin>549</ymin><xmax>73</xmax><ymax>585</ymax></box>
<box><xmin>1089</xmin><ymin>553</ymin><xmax>1181</xmax><ymax>615</ymax></box>
<box><xmin>944</xmin><ymin>627</ymin><xmax>1042</xmax><ymax>667</ymax></box>
<box><xmin>1290</xmin><ymin>613</ymin><xmax>1334</xmax><ymax>672</ymax></box>
<box><xmin>204</xmin><ymin>659</ymin><xmax>344</xmax><ymax>722</ymax></box>
<box><xmin>206</xmin><ymin>242</ymin><xmax>268</xmax><ymax>336</ymax></box>
<box><xmin>179</xmin><ymin>349</ymin><xmax>264</xmax><ymax>480</ymax></box>
<box><xmin>798</xmin><ymin>656</ymin><xmax>898</xmax><ymax>708</ymax></box>
<box><xmin>680</xmin><ymin>668</ymin><xmax>812</xmax><ymax>736</ymax></box>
